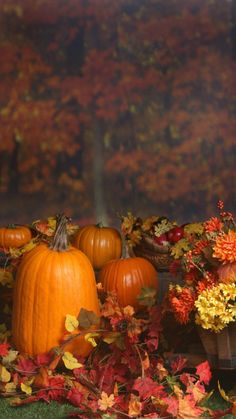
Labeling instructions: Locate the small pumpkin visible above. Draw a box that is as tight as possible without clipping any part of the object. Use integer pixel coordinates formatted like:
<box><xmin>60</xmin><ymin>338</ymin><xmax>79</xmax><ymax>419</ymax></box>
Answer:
<box><xmin>12</xmin><ymin>214</ymin><xmax>100</xmax><ymax>357</ymax></box>
<box><xmin>73</xmin><ymin>224</ymin><xmax>122</xmax><ymax>270</ymax></box>
<box><xmin>98</xmin><ymin>256</ymin><xmax>158</xmax><ymax>309</ymax></box>
<box><xmin>0</xmin><ymin>225</ymin><xmax>32</xmax><ymax>249</ymax></box>
<box><xmin>218</xmin><ymin>262</ymin><xmax>236</xmax><ymax>284</ymax></box>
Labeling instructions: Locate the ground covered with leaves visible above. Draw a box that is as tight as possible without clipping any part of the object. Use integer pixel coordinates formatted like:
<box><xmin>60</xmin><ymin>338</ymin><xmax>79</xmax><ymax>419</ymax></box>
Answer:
<box><xmin>0</xmin><ymin>287</ymin><xmax>236</xmax><ymax>418</ymax></box>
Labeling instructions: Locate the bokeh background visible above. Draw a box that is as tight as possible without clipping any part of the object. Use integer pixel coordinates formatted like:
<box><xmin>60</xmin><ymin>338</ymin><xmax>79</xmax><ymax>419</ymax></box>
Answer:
<box><xmin>0</xmin><ymin>0</ymin><xmax>235</xmax><ymax>228</ymax></box>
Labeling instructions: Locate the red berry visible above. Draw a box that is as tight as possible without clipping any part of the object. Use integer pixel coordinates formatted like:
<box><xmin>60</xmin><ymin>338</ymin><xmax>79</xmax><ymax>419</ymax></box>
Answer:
<box><xmin>167</xmin><ymin>227</ymin><xmax>184</xmax><ymax>243</ymax></box>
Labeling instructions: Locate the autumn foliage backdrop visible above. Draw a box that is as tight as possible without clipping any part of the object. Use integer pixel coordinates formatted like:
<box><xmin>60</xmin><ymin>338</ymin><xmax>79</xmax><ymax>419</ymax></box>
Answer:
<box><xmin>0</xmin><ymin>0</ymin><xmax>235</xmax><ymax>226</ymax></box>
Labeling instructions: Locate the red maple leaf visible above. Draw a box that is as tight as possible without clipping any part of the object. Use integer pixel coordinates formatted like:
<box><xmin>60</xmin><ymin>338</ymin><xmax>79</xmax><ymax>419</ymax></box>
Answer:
<box><xmin>35</xmin><ymin>352</ymin><xmax>52</xmax><ymax>367</ymax></box>
<box><xmin>132</xmin><ymin>377</ymin><xmax>165</xmax><ymax>400</ymax></box>
<box><xmin>195</xmin><ymin>361</ymin><xmax>212</xmax><ymax>385</ymax></box>
<box><xmin>0</xmin><ymin>342</ymin><xmax>10</xmax><ymax>357</ymax></box>
<box><xmin>16</xmin><ymin>356</ymin><xmax>37</xmax><ymax>375</ymax></box>
<box><xmin>47</xmin><ymin>375</ymin><xmax>65</xmax><ymax>401</ymax></box>
<box><xmin>67</xmin><ymin>388</ymin><xmax>84</xmax><ymax>406</ymax></box>
<box><xmin>171</xmin><ymin>355</ymin><xmax>187</xmax><ymax>374</ymax></box>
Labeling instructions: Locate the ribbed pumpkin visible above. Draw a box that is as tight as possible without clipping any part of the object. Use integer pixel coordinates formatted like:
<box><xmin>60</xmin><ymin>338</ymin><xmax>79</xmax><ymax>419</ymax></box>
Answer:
<box><xmin>73</xmin><ymin>224</ymin><xmax>122</xmax><ymax>270</ymax></box>
<box><xmin>218</xmin><ymin>262</ymin><xmax>236</xmax><ymax>284</ymax></box>
<box><xmin>12</xmin><ymin>214</ymin><xmax>100</xmax><ymax>357</ymax></box>
<box><xmin>0</xmin><ymin>225</ymin><xmax>32</xmax><ymax>249</ymax></box>
<box><xmin>98</xmin><ymin>256</ymin><xmax>158</xmax><ymax>309</ymax></box>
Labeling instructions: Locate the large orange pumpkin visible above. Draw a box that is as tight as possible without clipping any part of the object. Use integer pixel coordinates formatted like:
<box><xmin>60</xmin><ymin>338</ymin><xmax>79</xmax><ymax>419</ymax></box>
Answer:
<box><xmin>12</xmin><ymin>215</ymin><xmax>100</xmax><ymax>357</ymax></box>
<box><xmin>0</xmin><ymin>225</ymin><xmax>32</xmax><ymax>249</ymax></box>
<box><xmin>73</xmin><ymin>224</ymin><xmax>122</xmax><ymax>270</ymax></box>
<box><xmin>98</xmin><ymin>256</ymin><xmax>158</xmax><ymax>309</ymax></box>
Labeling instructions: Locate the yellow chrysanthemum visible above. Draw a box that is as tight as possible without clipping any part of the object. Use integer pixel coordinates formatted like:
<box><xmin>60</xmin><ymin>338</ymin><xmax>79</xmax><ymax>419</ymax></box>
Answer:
<box><xmin>213</xmin><ymin>230</ymin><xmax>236</xmax><ymax>263</ymax></box>
<box><xmin>195</xmin><ymin>283</ymin><xmax>236</xmax><ymax>332</ymax></box>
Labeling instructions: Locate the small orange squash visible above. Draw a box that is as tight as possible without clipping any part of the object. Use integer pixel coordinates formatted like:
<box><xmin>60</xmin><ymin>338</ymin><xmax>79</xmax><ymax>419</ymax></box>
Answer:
<box><xmin>73</xmin><ymin>224</ymin><xmax>122</xmax><ymax>270</ymax></box>
<box><xmin>218</xmin><ymin>262</ymin><xmax>236</xmax><ymax>283</ymax></box>
<box><xmin>98</xmin><ymin>256</ymin><xmax>158</xmax><ymax>309</ymax></box>
<box><xmin>12</xmin><ymin>214</ymin><xmax>100</xmax><ymax>357</ymax></box>
<box><xmin>0</xmin><ymin>225</ymin><xmax>32</xmax><ymax>249</ymax></box>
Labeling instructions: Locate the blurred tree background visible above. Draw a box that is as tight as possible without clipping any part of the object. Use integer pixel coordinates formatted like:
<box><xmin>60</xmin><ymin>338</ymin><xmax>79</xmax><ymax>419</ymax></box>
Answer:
<box><xmin>0</xmin><ymin>0</ymin><xmax>235</xmax><ymax>227</ymax></box>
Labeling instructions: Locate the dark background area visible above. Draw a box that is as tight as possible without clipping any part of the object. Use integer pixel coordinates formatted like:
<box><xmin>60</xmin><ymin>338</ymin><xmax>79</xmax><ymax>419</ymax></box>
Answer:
<box><xmin>0</xmin><ymin>0</ymin><xmax>235</xmax><ymax>228</ymax></box>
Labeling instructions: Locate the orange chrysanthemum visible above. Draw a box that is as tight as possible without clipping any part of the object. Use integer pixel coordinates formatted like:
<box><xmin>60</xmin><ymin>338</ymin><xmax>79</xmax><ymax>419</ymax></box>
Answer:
<box><xmin>204</xmin><ymin>217</ymin><xmax>223</xmax><ymax>233</ymax></box>
<box><xmin>169</xmin><ymin>287</ymin><xmax>196</xmax><ymax>324</ymax></box>
<box><xmin>213</xmin><ymin>230</ymin><xmax>236</xmax><ymax>263</ymax></box>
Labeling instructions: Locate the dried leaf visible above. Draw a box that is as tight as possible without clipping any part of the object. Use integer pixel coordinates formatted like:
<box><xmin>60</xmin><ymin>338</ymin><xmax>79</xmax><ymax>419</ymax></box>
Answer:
<box><xmin>103</xmin><ymin>332</ymin><xmax>121</xmax><ymax>344</ymax></box>
<box><xmin>98</xmin><ymin>391</ymin><xmax>115</xmax><ymax>411</ymax></box>
<box><xmin>128</xmin><ymin>394</ymin><xmax>142</xmax><ymax>417</ymax></box>
<box><xmin>78</xmin><ymin>308</ymin><xmax>99</xmax><ymax>329</ymax></box>
<box><xmin>0</xmin><ymin>269</ymin><xmax>14</xmax><ymax>287</ymax></box>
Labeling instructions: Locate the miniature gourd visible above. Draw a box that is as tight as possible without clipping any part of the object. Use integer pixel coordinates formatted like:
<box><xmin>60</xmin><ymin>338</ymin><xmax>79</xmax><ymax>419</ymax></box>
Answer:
<box><xmin>0</xmin><ymin>225</ymin><xmax>32</xmax><ymax>249</ymax></box>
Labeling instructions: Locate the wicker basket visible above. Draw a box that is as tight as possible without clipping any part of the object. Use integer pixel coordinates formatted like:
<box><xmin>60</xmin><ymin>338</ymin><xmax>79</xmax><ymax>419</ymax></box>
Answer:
<box><xmin>198</xmin><ymin>324</ymin><xmax>236</xmax><ymax>370</ymax></box>
<box><xmin>131</xmin><ymin>234</ymin><xmax>172</xmax><ymax>272</ymax></box>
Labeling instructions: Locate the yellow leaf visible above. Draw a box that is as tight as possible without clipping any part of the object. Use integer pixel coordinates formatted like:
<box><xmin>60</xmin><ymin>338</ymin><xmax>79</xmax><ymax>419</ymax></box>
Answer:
<box><xmin>4</xmin><ymin>382</ymin><xmax>16</xmax><ymax>393</ymax></box>
<box><xmin>21</xmin><ymin>382</ymin><xmax>32</xmax><ymax>395</ymax></box>
<box><xmin>0</xmin><ymin>365</ymin><xmax>11</xmax><ymax>383</ymax></box>
<box><xmin>184</xmin><ymin>223</ymin><xmax>204</xmax><ymax>235</ymax></box>
<box><xmin>84</xmin><ymin>332</ymin><xmax>100</xmax><ymax>347</ymax></box>
<box><xmin>218</xmin><ymin>381</ymin><xmax>230</xmax><ymax>402</ymax></box>
<box><xmin>62</xmin><ymin>352</ymin><xmax>83</xmax><ymax>370</ymax></box>
<box><xmin>65</xmin><ymin>314</ymin><xmax>79</xmax><ymax>332</ymax></box>
<box><xmin>2</xmin><ymin>350</ymin><xmax>18</xmax><ymax>366</ymax></box>
<box><xmin>171</xmin><ymin>238</ymin><xmax>190</xmax><ymax>259</ymax></box>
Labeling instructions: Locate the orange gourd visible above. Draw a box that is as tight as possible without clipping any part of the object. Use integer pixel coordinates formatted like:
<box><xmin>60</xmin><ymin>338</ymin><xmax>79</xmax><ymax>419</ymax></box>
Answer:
<box><xmin>73</xmin><ymin>224</ymin><xmax>122</xmax><ymax>270</ymax></box>
<box><xmin>12</xmin><ymin>214</ymin><xmax>100</xmax><ymax>357</ymax></box>
<box><xmin>98</xmin><ymin>256</ymin><xmax>158</xmax><ymax>309</ymax></box>
<box><xmin>218</xmin><ymin>262</ymin><xmax>236</xmax><ymax>283</ymax></box>
<box><xmin>0</xmin><ymin>225</ymin><xmax>32</xmax><ymax>249</ymax></box>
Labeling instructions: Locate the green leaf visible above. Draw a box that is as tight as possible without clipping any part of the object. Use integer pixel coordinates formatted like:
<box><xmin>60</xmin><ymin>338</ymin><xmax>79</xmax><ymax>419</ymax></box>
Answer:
<box><xmin>138</xmin><ymin>286</ymin><xmax>157</xmax><ymax>307</ymax></box>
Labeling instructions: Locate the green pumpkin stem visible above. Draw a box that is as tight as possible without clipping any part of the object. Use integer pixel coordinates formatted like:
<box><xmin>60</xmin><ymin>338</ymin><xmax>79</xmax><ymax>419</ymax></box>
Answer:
<box><xmin>50</xmin><ymin>214</ymin><xmax>70</xmax><ymax>251</ymax></box>
<box><xmin>7</xmin><ymin>224</ymin><xmax>16</xmax><ymax>229</ymax></box>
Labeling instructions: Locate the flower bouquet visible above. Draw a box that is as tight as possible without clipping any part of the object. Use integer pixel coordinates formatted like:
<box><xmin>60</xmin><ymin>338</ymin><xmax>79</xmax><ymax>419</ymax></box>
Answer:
<box><xmin>166</xmin><ymin>200</ymin><xmax>236</xmax><ymax>368</ymax></box>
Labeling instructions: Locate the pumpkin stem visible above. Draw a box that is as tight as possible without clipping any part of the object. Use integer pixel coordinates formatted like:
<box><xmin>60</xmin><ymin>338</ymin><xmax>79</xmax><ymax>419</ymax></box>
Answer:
<box><xmin>50</xmin><ymin>214</ymin><xmax>70</xmax><ymax>251</ymax></box>
<box><xmin>7</xmin><ymin>223</ymin><xmax>16</xmax><ymax>229</ymax></box>
<box><xmin>96</xmin><ymin>222</ymin><xmax>103</xmax><ymax>228</ymax></box>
